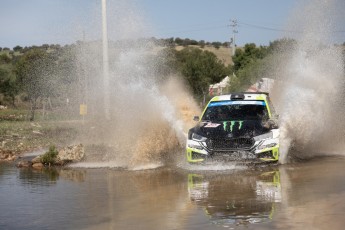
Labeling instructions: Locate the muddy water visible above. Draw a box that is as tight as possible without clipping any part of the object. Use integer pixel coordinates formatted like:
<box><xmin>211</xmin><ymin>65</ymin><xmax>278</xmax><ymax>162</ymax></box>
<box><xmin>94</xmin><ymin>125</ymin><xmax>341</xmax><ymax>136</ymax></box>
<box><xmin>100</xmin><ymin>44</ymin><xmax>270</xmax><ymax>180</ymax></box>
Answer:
<box><xmin>1</xmin><ymin>156</ymin><xmax>345</xmax><ymax>230</ymax></box>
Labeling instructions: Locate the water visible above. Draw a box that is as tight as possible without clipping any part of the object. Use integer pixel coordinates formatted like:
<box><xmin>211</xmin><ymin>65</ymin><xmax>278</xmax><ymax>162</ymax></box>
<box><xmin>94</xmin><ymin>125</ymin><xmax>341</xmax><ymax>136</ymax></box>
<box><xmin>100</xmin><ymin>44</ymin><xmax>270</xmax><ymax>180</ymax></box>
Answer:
<box><xmin>2</xmin><ymin>157</ymin><xmax>345</xmax><ymax>229</ymax></box>
<box><xmin>269</xmin><ymin>0</ymin><xmax>345</xmax><ymax>163</ymax></box>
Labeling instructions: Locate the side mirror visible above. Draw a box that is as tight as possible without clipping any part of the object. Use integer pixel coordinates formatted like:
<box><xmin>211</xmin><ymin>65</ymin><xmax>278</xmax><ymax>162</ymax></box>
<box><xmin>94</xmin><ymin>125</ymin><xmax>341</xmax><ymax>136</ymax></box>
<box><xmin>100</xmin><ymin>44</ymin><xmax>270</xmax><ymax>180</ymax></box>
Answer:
<box><xmin>193</xmin><ymin>116</ymin><xmax>200</xmax><ymax>121</ymax></box>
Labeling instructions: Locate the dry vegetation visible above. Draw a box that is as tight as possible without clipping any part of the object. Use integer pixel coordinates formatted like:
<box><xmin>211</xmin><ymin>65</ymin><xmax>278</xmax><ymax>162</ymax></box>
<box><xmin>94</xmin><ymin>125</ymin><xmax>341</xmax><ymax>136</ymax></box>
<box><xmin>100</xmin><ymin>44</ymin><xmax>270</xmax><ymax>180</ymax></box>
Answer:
<box><xmin>175</xmin><ymin>45</ymin><xmax>233</xmax><ymax>65</ymax></box>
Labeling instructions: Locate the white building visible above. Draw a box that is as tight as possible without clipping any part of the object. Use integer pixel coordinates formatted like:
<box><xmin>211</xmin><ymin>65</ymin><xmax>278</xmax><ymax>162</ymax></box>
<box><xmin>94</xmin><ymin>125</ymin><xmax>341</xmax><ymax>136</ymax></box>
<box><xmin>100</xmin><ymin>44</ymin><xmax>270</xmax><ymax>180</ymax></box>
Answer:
<box><xmin>209</xmin><ymin>76</ymin><xmax>230</xmax><ymax>96</ymax></box>
<box><xmin>247</xmin><ymin>78</ymin><xmax>275</xmax><ymax>93</ymax></box>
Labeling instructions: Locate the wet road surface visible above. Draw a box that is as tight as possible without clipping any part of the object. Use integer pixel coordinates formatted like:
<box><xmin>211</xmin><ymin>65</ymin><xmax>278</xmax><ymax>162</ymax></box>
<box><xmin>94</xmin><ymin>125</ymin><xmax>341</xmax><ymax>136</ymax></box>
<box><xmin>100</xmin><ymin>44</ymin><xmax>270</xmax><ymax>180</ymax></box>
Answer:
<box><xmin>1</xmin><ymin>156</ymin><xmax>345</xmax><ymax>229</ymax></box>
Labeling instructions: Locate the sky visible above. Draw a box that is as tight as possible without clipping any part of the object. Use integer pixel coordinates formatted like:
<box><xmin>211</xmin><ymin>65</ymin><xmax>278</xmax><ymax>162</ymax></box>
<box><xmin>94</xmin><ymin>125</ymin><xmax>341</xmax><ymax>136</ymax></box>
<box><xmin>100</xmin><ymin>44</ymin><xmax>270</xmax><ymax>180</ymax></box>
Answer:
<box><xmin>0</xmin><ymin>0</ymin><xmax>342</xmax><ymax>49</ymax></box>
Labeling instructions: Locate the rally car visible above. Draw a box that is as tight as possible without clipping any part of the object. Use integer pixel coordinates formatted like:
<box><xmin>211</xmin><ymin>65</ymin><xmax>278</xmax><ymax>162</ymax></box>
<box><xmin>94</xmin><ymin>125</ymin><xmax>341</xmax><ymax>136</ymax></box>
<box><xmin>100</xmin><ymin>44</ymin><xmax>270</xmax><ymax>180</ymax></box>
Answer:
<box><xmin>186</xmin><ymin>92</ymin><xmax>279</xmax><ymax>163</ymax></box>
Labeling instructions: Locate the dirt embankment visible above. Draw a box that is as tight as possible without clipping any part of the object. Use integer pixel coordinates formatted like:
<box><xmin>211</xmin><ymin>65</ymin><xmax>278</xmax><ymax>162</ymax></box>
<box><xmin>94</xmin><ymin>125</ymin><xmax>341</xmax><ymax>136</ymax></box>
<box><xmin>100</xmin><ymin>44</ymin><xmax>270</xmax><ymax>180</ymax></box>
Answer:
<box><xmin>0</xmin><ymin>120</ymin><xmax>81</xmax><ymax>162</ymax></box>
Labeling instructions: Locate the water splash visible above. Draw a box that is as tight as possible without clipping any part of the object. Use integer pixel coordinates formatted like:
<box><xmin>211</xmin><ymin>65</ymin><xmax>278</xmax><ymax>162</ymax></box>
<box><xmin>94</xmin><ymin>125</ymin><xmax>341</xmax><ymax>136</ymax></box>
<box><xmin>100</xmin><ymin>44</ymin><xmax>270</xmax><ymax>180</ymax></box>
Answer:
<box><xmin>72</xmin><ymin>0</ymin><xmax>200</xmax><ymax>170</ymax></box>
<box><xmin>271</xmin><ymin>0</ymin><xmax>345</xmax><ymax>163</ymax></box>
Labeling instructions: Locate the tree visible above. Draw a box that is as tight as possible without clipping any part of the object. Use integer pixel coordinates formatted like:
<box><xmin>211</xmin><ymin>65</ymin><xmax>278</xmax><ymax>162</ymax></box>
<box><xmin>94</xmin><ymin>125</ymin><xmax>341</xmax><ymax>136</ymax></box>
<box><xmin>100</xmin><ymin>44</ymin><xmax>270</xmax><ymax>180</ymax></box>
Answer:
<box><xmin>222</xmin><ymin>42</ymin><xmax>229</xmax><ymax>47</ymax></box>
<box><xmin>16</xmin><ymin>49</ymin><xmax>58</xmax><ymax>120</ymax></box>
<box><xmin>41</xmin><ymin>44</ymin><xmax>50</xmax><ymax>50</ymax></box>
<box><xmin>182</xmin><ymin>38</ymin><xmax>191</xmax><ymax>47</ymax></box>
<box><xmin>228</xmin><ymin>39</ymin><xmax>296</xmax><ymax>92</ymax></box>
<box><xmin>199</xmin><ymin>40</ymin><xmax>206</xmax><ymax>48</ymax></box>
<box><xmin>0</xmin><ymin>75</ymin><xmax>20</xmax><ymax>107</ymax></box>
<box><xmin>175</xmin><ymin>37</ymin><xmax>183</xmax><ymax>46</ymax></box>
<box><xmin>268</xmin><ymin>38</ymin><xmax>297</xmax><ymax>53</ymax></box>
<box><xmin>228</xmin><ymin>43</ymin><xmax>266</xmax><ymax>91</ymax></box>
<box><xmin>190</xmin><ymin>40</ymin><xmax>198</xmax><ymax>45</ymax></box>
<box><xmin>211</xmin><ymin>42</ymin><xmax>222</xmax><ymax>49</ymax></box>
<box><xmin>0</xmin><ymin>67</ymin><xmax>10</xmax><ymax>88</ymax></box>
<box><xmin>175</xmin><ymin>47</ymin><xmax>228</xmax><ymax>101</ymax></box>
<box><xmin>13</xmin><ymin>45</ymin><xmax>23</xmax><ymax>52</ymax></box>
<box><xmin>0</xmin><ymin>65</ymin><xmax>20</xmax><ymax>107</ymax></box>
<box><xmin>49</xmin><ymin>44</ymin><xmax>61</xmax><ymax>50</ymax></box>
<box><xmin>165</xmin><ymin>37</ymin><xmax>174</xmax><ymax>47</ymax></box>
<box><xmin>232</xmin><ymin>43</ymin><xmax>268</xmax><ymax>72</ymax></box>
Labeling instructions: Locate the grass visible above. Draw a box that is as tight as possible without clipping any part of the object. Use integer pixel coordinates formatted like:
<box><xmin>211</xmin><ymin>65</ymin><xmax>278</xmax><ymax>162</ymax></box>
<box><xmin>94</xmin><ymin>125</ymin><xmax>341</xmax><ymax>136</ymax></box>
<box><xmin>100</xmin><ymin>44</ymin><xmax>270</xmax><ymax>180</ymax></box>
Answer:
<box><xmin>175</xmin><ymin>45</ymin><xmax>233</xmax><ymax>66</ymax></box>
<box><xmin>0</xmin><ymin>109</ymin><xmax>28</xmax><ymax>121</ymax></box>
<box><xmin>0</xmin><ymin>119</ymin><xmax>81</xmax><ymax>154</ymax></box>
<box><xmin>0</xmin><ymin>107</ymin><xmax>82</xmax><ymax>121</ymax></box>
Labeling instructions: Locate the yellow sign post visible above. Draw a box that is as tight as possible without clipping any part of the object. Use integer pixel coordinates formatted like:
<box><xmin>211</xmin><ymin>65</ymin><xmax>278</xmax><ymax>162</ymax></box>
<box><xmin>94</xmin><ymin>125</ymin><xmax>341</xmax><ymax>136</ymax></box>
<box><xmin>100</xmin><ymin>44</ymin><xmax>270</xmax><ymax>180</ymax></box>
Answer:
<box><xmin>80</xmin><ymin>104</ymin><xmax>87</xmax><ymax>124</ymax></box>
<box><xmin>80</xmin><ymin>104</ymin><xmax>87</xmax><ymax>115</ymax></box>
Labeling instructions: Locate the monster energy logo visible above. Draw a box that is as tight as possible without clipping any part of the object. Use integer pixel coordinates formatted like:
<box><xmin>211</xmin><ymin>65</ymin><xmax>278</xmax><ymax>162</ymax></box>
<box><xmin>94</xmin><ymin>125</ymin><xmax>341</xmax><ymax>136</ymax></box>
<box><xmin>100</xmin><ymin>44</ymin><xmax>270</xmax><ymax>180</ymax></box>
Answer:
<box><xmin>223</xmin><ymin>121</ymin><xmax>243</xmax><ymax>132</ymax></box>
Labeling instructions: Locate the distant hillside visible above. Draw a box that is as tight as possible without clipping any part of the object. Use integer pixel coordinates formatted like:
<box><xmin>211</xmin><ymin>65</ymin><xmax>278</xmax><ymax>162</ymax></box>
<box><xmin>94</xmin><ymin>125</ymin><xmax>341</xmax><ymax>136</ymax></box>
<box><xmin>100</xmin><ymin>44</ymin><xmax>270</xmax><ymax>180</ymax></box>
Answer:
<box><xmin>175</xmin><ymin>45</ymin><xmax>234</xmax><ymax>66</ymax></box>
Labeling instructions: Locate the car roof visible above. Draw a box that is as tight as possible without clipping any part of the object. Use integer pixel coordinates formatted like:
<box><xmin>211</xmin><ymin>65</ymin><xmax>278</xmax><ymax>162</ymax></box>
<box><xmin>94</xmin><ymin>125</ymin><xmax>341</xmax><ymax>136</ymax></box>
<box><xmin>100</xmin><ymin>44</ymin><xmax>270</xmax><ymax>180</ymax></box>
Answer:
<box><xmin>210</xmin><ymin>92</ymin><xmax>269</xmax><ymax>102</ymax></box>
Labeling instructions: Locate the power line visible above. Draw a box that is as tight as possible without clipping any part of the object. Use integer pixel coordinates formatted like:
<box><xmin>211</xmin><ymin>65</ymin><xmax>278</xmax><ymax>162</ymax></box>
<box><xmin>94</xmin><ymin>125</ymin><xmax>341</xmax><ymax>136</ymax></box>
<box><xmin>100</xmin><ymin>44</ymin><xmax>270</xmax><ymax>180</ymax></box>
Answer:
<box><xmin>153</xmin><ymin>20</ymin><xmax>345</xmax><ymax>39</ymax></box>
<box><xmin>239</xmin><ymin>21</ymin><xmax>345</xmax><ymax>34</ymax></box>
<box><xmin>238</xmin><ymin>21</ymin><xmax>300</xmax><ymax>33</ymax></box>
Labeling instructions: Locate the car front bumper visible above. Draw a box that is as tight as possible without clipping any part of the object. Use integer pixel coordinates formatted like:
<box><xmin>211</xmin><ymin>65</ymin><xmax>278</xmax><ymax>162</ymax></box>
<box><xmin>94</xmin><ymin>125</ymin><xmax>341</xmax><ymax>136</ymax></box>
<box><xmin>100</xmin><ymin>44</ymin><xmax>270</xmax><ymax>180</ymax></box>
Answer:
<box><xmin>186</xmin><ymin>138</ymin><xmax>279</xmax><ymax>163</ymax></box>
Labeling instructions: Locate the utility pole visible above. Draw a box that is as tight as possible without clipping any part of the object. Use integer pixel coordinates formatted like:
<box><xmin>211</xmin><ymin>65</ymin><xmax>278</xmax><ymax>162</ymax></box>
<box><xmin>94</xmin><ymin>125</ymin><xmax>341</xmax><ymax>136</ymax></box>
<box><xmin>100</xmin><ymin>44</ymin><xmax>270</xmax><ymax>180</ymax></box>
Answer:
<box><xmin>102</xmin><ymin>0</ymin><xmax>110</xmax><ymax>120</ymax></box>
<box><xmin>229</xmin><ymin>19</ymin><xmax>238</xmax><ymax>56</ymax></box>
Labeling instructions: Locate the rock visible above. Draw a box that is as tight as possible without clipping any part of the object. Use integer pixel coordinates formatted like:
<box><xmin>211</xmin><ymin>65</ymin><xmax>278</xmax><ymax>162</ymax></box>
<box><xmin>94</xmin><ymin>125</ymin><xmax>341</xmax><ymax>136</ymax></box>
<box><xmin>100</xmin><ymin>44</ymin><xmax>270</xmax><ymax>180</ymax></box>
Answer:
<box><xmin>0</xmin><ymin>153</ymin><xmax>7</xmax><ymax>160</ymax></box>
<box><xmin>30</xmin><ymin>122</ymin><xmax>41</xmax><ymax>127</ymax></box>
<box><xmin>16</xmin><ymin>160</ymin><xmax>32</xmax><ymax>168</ymax></box>
<box><xmin>32</xmin><ymin>163</ymin><xmax>44</xmax><ymax>169</ymax></box>
<box><xmin>31</xmin><ymin>156</ymin><xmax>42</xmax><ymax>164</ymax></box>
<box><xmin>7</xmin><ymin>155</ymin><xmax>18</xmax><ymax>161</ymax></box>
<box><xmin>32</xmin><ymin>130</ymin><xmax>43</xmax><ymax>135</ymax></box>
<box><xmin>0</xmin><ymin>150</ymin><xmax>17</xmax><ymax>161</ymax></box>
<box><xmin>56</xmin><ymin>144</ymin><xmax>85</xmax><ymax>164</ymax></box>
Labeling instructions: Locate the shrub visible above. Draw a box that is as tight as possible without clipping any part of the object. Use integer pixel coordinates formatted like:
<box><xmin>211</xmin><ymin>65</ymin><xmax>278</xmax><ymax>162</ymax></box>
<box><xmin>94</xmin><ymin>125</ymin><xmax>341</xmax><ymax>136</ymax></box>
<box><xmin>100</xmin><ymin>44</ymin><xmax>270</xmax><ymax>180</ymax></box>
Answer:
<box><xmin>0</xmin><ymin>54</ymin><xmax>11</xmax><ymax>64</ymax></box>
<box><xmin>41</xmin><ymin>145</ymin><xmax>58</xmax><ymax>165</ymax></box>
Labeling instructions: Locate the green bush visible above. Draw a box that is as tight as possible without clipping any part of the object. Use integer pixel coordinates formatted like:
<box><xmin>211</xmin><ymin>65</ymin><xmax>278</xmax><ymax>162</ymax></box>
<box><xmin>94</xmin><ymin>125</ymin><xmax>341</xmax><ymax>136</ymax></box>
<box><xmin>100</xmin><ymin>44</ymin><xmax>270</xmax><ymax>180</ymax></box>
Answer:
<box><xmin>0</xmin><ymin>53</ymin><xmax>11</xmax><ymax>64</ymax></box>
<box><xmin>41</xmin><ymin>145</ymin><xmax>58</xmax><ymax>165</ymax></box>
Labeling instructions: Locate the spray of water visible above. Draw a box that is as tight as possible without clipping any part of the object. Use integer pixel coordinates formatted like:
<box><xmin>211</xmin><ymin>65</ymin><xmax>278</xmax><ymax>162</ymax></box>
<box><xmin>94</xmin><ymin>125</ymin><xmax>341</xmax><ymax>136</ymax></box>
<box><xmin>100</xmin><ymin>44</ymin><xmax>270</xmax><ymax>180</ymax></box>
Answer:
<box><xmin>71</xmin><ymin>0</ymin><xmax>201</xmax><ymax>170</ymax></box>
<box><xmin>270</xmin><ymin>0</ymin><xmax>345</xmax><ymax>163</ymax></box>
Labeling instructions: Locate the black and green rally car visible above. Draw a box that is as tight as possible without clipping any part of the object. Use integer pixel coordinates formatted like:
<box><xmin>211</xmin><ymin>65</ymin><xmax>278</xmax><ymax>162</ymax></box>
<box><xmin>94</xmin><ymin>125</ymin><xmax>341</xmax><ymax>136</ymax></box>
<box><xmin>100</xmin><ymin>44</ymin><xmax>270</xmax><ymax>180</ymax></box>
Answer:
<box><xmin>186</xmin><ymin>92</ymin><xmax>279</xmax><ymax>163</ymax></box>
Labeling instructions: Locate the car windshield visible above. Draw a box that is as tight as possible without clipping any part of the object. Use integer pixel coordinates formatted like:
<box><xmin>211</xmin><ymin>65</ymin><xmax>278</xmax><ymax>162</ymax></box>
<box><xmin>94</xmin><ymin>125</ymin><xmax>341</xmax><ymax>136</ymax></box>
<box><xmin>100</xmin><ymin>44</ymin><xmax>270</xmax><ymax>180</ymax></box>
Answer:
<box><xmin>202</xmin><ymin>100</ymin><xmax>269</xmax><ymax>122</ymax></box>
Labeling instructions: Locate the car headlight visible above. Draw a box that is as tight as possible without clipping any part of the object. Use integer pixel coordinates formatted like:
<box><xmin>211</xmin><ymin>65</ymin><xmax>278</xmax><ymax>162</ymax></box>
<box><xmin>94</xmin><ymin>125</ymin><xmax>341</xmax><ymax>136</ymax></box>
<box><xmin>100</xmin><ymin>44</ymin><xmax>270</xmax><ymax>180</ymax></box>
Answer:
<box><xmin>192</xmin><ymin>133</ymin><xmax>207</xmax><ymax>142</ymax></box>
<box><xmin>253</xmin><ymin>132</ymin><xmax>273</xmax><ymax>142</ymax></box>
<box><xmin>257</xmin><ymin>142</ymin><xmax>277</xmax><ymax>150</ymax></box>
<box><xmin>187</xmin><ymin>143</ymin><xmax>204</xmax><ymax>150</ymax></box>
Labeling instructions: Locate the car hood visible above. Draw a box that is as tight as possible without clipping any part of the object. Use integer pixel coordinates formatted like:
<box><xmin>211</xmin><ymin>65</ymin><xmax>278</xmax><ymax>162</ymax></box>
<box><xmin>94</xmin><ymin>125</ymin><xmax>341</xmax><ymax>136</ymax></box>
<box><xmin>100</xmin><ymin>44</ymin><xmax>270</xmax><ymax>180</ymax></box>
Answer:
<box><xmin>191</xmin><ymin>120</ymin><xmax>270</xmax><ymax>139</ymax></box>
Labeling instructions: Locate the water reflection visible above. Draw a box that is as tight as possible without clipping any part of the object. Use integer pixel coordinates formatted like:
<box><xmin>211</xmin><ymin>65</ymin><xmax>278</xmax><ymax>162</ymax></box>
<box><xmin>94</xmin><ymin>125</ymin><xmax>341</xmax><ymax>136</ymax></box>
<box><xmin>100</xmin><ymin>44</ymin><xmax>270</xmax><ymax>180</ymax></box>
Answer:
<box><xmin>18</xmin><ymin>167</ymin><xmax>86</xmax><ymax>185</ymax></box>
<box><xmin>19</xmin><ymin>167</ymin><xmax>59</xmax><ymax>186</ymax></box>
<box><xmin>187</xmin><ymin>169</ymin><xmax>282</xmax><ymax>227</ymax></box>
<box><xmin>2</xmin><ymin>157</ymin><xmax>345</xmax><ymax>229</ymax></box>
<box><xmin>59</xmin><ymin>169</ymin><xmax>86</xmax><ymax>182</ymax></box>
